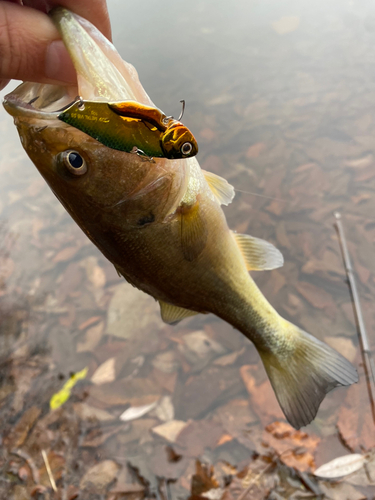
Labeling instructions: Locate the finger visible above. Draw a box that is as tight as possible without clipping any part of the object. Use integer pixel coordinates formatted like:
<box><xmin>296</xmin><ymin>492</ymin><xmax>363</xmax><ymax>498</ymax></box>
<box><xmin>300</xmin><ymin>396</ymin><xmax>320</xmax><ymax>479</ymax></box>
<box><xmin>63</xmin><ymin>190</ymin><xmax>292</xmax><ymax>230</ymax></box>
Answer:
<box><xmin>22</xmin><ymin>0</ymin><xmax>112</xmax><ymax>41</ymax></box>
<box><xmin>0</xmin><ymin>2</ymin><xmax>76</xmax><ymax>85</ymax></box>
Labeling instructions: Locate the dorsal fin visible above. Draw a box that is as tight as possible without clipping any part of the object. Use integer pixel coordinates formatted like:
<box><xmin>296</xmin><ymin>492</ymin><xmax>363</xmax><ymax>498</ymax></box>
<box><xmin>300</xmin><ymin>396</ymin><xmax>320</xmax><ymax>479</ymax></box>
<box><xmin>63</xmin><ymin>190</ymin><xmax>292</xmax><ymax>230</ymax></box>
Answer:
<box><xmin>180</xmin><ymin>201</ymin><xmax>208</xmax><ymax>261</ymax></box>
<box><xmin>233</xmin><ymin>232</ymin><xmax>284</xmax><ymax>271</ymax></box>
<box><xmin>202</xmin><ymin>170</ymin><xmax>235</xmax><ymax>206</ymax></box>
<box><xmin>159</xmin><ymin>300</ymin><xmax>200</xmax><ymax>324</ymax></box>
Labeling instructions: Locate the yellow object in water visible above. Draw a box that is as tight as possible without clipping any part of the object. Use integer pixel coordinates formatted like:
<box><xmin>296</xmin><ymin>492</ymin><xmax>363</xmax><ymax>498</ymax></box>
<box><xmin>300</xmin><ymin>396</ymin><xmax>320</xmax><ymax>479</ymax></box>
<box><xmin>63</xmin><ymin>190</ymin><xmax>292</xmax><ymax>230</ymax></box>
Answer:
<box><xmin>50</xmin><ymin>367</ymin><xmax>88</xmax><ymax>410</ymax></box>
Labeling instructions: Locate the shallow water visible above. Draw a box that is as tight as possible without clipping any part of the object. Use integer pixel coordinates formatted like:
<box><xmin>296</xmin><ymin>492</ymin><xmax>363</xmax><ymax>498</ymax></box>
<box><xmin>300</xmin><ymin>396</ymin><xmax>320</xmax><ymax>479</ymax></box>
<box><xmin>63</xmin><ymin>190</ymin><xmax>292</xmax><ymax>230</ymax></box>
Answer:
<box><xmin>1</xmin><ymin>0</ymin><xmax>375</xmax><ymax>497</ymax></box>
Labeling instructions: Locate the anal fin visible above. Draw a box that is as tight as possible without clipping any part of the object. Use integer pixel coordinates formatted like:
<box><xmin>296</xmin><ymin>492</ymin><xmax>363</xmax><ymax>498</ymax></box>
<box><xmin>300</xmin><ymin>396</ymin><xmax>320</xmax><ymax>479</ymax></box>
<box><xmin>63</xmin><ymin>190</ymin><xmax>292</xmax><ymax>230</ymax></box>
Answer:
<box><xmin>202</xmin><ymin>170</ymin><xmax>235</xmax><ymax>206</ymax></box>
<box><xmin>159</xmin><ymin>300</ymin><xmax>200</xmax><ymax>324</ymax></box>
<box><xmin>233</xmin><ymin>232</ymin><xmax>283</xmax><ymax>271</ymax></box>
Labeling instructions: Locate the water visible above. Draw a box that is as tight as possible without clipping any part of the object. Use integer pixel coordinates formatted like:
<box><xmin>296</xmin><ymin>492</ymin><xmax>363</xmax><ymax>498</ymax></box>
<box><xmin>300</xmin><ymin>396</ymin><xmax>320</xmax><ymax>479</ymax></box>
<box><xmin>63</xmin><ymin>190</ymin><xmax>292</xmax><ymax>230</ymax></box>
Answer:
<box><xmin>1</xmin><ymin>0</ymin><xmax>375</xmax><ymax>497</ymax></box>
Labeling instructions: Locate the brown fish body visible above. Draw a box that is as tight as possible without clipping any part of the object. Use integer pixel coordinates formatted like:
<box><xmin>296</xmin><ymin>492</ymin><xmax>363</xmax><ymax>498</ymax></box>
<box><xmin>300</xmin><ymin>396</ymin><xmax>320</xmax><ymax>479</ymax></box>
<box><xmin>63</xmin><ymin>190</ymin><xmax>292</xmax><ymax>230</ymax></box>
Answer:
<box><xmin>4</xmin><ymin>8</ymin><xmax>358</xmax><ymax>429</ymax></box>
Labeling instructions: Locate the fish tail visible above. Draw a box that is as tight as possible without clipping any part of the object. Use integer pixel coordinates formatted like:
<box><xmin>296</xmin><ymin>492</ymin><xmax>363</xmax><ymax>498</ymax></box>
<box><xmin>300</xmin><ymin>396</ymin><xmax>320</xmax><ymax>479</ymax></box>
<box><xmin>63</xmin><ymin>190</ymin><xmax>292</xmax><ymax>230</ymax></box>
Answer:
<box><xmin>258</xmin><ymin>322</ymin><xmax>358</xmax><ymax>429</ymax></box>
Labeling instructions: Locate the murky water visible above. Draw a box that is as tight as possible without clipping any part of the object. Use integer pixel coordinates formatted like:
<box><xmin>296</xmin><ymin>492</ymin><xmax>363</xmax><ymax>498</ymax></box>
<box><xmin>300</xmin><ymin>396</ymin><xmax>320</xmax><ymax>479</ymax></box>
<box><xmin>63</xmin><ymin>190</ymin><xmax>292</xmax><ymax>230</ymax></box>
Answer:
<box><xmin>1</xmin><ymin>0</ymin><xmax>375</xmax><ymax>497</ymax></box>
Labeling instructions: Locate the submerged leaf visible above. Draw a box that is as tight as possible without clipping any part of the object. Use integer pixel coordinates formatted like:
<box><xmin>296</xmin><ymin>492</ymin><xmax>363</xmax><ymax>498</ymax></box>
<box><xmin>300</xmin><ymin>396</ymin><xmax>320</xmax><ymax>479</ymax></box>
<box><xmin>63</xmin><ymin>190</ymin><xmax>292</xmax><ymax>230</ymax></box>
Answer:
<box><xmin>314</xmin><ymin>454</ymin><xmax>366</xmax><ymax>479</ymax></box>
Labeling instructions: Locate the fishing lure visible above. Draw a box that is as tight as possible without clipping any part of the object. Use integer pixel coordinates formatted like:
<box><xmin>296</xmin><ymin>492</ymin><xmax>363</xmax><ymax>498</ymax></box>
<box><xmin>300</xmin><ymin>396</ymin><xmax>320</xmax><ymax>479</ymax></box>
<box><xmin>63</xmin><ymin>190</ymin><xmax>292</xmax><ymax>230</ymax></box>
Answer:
<box><xmin>58</xmin><ymin>98</ymin><xmax>198</xmax><ymax>160</ymax></box>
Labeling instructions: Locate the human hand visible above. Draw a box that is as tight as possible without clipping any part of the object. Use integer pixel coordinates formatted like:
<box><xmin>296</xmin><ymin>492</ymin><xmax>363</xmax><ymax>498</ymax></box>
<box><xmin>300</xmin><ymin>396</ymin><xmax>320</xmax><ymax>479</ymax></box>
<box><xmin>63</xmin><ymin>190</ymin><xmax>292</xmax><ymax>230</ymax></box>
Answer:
<box><xmin>0</xmin><ymin>0</ymin><xmax>111</xmax><ymax>91</ymax></box>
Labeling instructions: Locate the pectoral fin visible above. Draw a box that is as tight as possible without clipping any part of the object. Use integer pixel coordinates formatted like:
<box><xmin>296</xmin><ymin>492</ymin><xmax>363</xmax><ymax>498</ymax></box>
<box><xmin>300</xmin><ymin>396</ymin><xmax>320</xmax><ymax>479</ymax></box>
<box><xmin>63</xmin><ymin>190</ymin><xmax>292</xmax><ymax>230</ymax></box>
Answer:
<box><xmin>202</xmin><ymin>170</ymin><xmax>235</xmax><ymax>206</ymax></box>
<box><xmin>159</xmin><ymin>300</ymin><xmax>200</xmax><ymax>324</ymax></box>
<box><xmin>180</xmin><ymin>202</ymin><xmax>208</xmax><ymax>261</ymax></box>
<box><xmin>233</xmin><ymin>232</ymin><xmax>284</xmax><ymax>271</ymax></box>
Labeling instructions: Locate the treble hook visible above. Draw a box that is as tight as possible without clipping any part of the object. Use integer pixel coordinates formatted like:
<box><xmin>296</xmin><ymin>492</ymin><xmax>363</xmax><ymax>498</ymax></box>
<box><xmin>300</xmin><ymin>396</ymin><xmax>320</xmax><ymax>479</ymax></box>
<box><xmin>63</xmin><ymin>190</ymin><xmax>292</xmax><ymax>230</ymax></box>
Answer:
<box><xmin>130</xmin><ymin>146</ymin><xmax>155</xmax><ymax>163</ymax></box>
<box><xmin>52</xmin><ymin>95</ymin><xmax>84</xmax><ymax>113</ymax></box>
<box><xmin>177</xmin><ymin>100</ymin><xmax>186</xmax><ymax>121</ymax></box>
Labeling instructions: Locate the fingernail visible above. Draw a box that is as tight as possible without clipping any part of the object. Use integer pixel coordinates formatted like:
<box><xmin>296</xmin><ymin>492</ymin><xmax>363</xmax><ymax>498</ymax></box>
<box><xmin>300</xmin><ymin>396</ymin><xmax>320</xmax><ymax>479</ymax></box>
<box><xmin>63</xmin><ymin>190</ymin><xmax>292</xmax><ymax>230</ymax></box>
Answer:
<box><xmin>45</xmin><ymin>40</ymin><xmax>77</xmax><ymax>84</ymax></box>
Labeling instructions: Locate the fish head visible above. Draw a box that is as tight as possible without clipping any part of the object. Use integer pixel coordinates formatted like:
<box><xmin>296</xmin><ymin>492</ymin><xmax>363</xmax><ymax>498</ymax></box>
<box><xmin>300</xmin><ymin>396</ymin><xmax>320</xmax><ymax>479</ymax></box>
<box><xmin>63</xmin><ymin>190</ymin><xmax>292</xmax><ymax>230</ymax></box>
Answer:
<box><xmin>161</xmin><ymin>122</ymin><xmax>199</xmax><ymax>159</ymax></box>
<box><xmin>2</xmin><ymin>8</ymin><xmax>188</xmax><ymax>235</ymax></box>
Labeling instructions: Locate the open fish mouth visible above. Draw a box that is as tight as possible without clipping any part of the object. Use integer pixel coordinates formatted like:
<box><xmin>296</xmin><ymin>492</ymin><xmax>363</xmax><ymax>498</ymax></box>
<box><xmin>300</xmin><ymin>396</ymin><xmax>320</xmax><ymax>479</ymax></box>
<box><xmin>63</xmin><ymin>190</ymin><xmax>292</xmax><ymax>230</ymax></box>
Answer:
<box><xmin>3</xmin><ymin>7</ymin><xmax>153</xmax><ymax>121</ymax></box>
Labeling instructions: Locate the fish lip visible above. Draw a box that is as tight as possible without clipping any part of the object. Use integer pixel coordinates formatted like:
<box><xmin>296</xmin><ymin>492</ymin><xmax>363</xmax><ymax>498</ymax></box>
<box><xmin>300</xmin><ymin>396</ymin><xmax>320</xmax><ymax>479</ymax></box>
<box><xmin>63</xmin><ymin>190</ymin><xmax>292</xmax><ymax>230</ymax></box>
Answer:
<box><xmin>3</xmin><ymin>83</ymin><xmax>77</xmax><ymax>120</ymax></box>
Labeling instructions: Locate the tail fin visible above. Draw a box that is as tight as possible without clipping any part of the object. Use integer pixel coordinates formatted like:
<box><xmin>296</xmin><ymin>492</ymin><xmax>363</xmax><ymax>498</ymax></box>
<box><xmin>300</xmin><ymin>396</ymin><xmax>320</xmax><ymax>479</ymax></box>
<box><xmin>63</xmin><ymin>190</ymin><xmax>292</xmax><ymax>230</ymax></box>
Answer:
<box><xmin>259</xmin><ymin>323</ymin><xmax>358</xmax><ymax>429</ymax></box>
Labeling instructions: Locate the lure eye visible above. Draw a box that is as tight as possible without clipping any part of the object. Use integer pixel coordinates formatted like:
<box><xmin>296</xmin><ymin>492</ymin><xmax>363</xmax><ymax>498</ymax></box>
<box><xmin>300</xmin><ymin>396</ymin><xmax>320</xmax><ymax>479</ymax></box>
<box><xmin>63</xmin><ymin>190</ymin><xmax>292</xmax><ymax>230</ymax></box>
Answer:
<box><xmin>60</xmin><ymin>150</ymin><xmax>87</xmax><ymax>176</ymax></box>
<box><xmin>181</xmin><ymin>142</ymin><xmax>193</xmax><ymax>156</ymax></box>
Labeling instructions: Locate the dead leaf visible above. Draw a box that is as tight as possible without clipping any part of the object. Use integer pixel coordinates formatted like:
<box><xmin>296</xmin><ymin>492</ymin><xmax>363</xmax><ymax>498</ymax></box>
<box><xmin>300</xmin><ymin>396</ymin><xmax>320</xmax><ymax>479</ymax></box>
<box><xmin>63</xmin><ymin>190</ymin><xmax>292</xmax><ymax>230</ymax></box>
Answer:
<box><xmin>314</xmin><ymin>454</ymin><xmax>366</xmax><ymax>479</ymax></box>
<box><xmin>240</xmin><ymin>365</ymin><xmax>284</xmax><ymax>425</ymax></box>
<box><xmin>176</xmin><ymin>419</ymin><xmax>224</xmax><ymax>456</ymax></box>
<box><xmin>337</xmin><ymin>382</ymin><xmax>375</xmax><ymax>451</ymax></box>
<box><xmin>263</xmin><ymin>421</ymin><xmax>320</xmax><ymax>472</ymax></box>
<box><xmin>119</xmin><ymin>401</ymin><xmax>158</xmax><ymax>422</ymax></box>
<box><xmin>91</xmin><ymin>357</ymin><xmax>116</xmax><ymax>385</ymax></box>
<box><xmin>80</xmin><ymin>460</ymin><xmax>120</xmax><ymax>493</ymax></box>
<box><xmin>106</xmin><ymin>283</ymin><xmax>165</xmax><ymax>339</ymax></box>
<box><xmin>246</xmin><ymin>143</ymin><xmax>266</xmax><ymax>158</ymax></box>
<box><xmin>191</xmin><ymin>460</ymin><xmax>219</xmax><ymax>497</ymax></box>
<box><xmin>152</xmin><ymin>420</ymin><xmax>188</xmax><ymax>442</ymax></box>
<box><xmin>53</xmin><ymin>246</ymin><xmax>79</xmax><ymax>263</ymax></box>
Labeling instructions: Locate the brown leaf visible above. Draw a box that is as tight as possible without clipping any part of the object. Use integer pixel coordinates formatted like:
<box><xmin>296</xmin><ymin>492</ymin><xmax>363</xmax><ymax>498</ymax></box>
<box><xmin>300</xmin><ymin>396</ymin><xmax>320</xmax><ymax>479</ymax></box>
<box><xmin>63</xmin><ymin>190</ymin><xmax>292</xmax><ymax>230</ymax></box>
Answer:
<box><xmin>191</xmin><ymin>460</ymin><xmax>219</xmax><ymax>496</ymax></box>
<box><xmin>240</xmin><ymin>365</ymin><xmax>284</xmax><ymax>425</ymax></box>
<box><xmin>295</xmin><ymin>281</ymin><xmax>335</xmax><ymax>310</ymax></box>
<box><xmin>175</xmin><ymin>419</ymin><xmax>224</xmax><ymax>456</ymax></box>
<box><xmin>53</xmin><ymin>246</ymin><xmax>79</xmax><ymax>263</ymax></box>
<box><xmin>80</xmin><ymin>460</ymin><xmax>120</xmax><ymax>493</ymax></box>
<box><xmin>246</xmin><ymin>142</ymin><xmax>266</xmax><ymax>158</ymax></box>
<box><xmin>263</xmin><ymin>421</ymin><xmax>320</xmax><ymax>472</ymax></box>
<box><xmin>337</xmin><ymin>381</ymin><xmax>375</xmax><ymax>452</ymax></box>
<box><xmin>7</xmin><ymin>406</ymin><xmax>41</xmax><ymax>448</ymax></box>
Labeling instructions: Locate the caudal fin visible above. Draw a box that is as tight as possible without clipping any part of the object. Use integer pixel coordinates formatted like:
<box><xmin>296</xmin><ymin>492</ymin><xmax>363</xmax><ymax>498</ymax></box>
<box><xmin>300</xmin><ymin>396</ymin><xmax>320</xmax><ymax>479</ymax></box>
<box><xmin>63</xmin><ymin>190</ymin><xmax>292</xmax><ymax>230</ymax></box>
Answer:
<box><xmin>259</xmin><ymin>323</ymin><xmax>358</xmax><ymax>429</ymax></box>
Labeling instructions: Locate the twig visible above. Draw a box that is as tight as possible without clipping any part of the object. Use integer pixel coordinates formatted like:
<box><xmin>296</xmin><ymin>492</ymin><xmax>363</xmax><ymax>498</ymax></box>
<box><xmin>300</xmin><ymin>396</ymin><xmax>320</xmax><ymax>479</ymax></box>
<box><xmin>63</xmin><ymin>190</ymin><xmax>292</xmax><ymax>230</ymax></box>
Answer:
<box><xmin>334</xmin><ymin>212</ymin><xmax>375</xmax><ymax>424</ymax></box>
<box><xmin>42</xmin><ymin>449</ymin><xmax>57</xmax><ymax>492</ymax></box>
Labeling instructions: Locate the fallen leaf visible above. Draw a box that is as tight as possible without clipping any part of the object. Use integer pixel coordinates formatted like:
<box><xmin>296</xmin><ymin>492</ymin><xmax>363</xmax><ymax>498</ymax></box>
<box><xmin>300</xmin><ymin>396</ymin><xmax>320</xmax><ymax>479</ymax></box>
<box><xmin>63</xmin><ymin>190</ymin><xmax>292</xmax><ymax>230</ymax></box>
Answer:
<box><xmin>314</xmin><ymin>454</ymin><xmax>366</xmax><ymax>479</ymax></box>
<box><xmin>119</xmin><ymin>401</ymin><xmax>158</xmax><ymax>422</ymax></box>
<box><xmin>337</xmin><ymin>382</ymin><xmax>375</xmax><ymax>451</ymax></box>
<box><xmin>246</xmin><ymin>142</ymin><xmax>266</xmax><ymax>158</ymax></box>
<box><xmin>176</xmin><ymin>419</ymin><xmax>224</xmax><ymax>456</ymax></box>
<box><xmin>263</xmin><ymin>421</ymin><xmax>320</xmax><ymax>472</ymax></box>
<box><xmin>76</xmin><ymin>321</ymin><xmax>104</xmax><ymax>352</ymax></box>
<box><xmin>73</xmin><ymin>402</ymin><xmax>115</xmax><ymax>422</ymax></box>
<box><xmin>152</xmin><ymin>420</ymin><xmax>188</xmax><ymax>442</ymax></box>
<box><xmin>80</xmin><ymin>460</ymin><xmax>120</xmax><ymax>493</ymax></box>
<box><xmin>91</xmin><ymin>357</ymin><xmax>116</xmax><ymax>385</ymax></box>
<box><xmin>240</xmin><ymin>365</ymin><xmax>284</xmax><ymax>425</ymax></box>
<box><xmin>106</xmin><ymin>283</ymin><xmax>165</xmax><ymax>339</ymax></box>
<box><xmin>53</xmin><ymin>246</ymin><xmax>79</xmax><ymax>263</ymax></box>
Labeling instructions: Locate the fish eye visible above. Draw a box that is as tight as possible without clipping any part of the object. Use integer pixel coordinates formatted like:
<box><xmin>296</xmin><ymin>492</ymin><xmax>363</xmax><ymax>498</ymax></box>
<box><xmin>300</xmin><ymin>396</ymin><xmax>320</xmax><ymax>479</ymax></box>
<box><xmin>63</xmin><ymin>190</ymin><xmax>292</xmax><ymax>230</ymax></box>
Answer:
<box><xmin>181</xmin><ymin>142</ymin><xmax>193</xmax><ymax>156</ymax></box>
<box><xmin>60</xmin><ymin>150</ymin><xmax>87</xmax><ymax>176</ymax></box>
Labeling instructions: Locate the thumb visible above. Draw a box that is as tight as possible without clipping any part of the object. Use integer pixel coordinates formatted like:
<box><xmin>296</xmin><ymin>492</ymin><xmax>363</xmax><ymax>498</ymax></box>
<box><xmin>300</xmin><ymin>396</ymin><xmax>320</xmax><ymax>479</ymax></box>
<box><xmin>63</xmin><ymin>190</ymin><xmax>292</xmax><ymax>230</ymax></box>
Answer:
<box><xmin>0</xmin><ymin>2</ymin><xmax>76</xmax><ymax>88</ymax></box>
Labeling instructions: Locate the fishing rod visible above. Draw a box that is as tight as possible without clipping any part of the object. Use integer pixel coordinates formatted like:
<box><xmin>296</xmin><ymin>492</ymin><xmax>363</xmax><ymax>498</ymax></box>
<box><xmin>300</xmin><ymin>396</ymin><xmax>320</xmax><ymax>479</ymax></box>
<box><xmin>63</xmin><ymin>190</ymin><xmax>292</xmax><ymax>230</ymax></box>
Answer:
<box><xmin>334</xmin><ymin>212</ymin><xmax>375</xmax><ymax>424</ymax></box>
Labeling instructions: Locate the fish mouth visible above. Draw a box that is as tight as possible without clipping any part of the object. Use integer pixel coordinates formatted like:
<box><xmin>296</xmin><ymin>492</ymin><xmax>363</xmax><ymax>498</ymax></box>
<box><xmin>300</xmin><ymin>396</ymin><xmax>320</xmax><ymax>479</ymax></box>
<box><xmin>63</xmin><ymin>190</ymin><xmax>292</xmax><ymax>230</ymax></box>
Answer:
<box><xmin>3</xmin><ymin>7</ymin><xmax>153</xmax><ymax>120</ymax></box>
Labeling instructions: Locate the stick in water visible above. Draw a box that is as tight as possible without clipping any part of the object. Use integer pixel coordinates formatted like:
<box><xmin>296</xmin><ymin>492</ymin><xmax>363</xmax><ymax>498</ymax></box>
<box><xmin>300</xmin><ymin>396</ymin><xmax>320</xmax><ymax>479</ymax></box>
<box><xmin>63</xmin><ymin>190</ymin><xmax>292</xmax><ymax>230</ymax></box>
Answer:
<box><xmin>334</xmin><ymin>212</ymin><xmax>375</xmax><ymax>424</ymax></box>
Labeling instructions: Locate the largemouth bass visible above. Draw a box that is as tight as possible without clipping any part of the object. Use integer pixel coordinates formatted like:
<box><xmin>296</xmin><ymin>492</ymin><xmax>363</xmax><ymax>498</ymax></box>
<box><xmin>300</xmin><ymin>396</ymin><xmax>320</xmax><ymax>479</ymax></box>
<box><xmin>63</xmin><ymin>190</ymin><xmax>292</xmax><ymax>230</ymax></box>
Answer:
<box><xmin>3</xmin><ymin>7</ymin><xmax>357</xmax><ymax>429</ymax></box>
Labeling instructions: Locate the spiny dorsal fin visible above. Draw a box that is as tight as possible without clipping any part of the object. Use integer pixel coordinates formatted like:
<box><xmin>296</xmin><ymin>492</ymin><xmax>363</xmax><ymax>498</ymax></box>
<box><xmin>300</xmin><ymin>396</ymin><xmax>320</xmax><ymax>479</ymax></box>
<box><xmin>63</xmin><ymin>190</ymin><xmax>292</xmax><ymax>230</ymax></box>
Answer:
<box><xmin>159</xmin><ymin>300</ymin><xmax>200</xmax><ymax>324</ymax></box>
<box><xmin>180</xmin><ymin>202</ymin><xmax>208</xmax><ymax>261</ymax></box>
<box><xmin>233</xmin><ymin>232</ymin><xmax>284</xmax><ymax>271</ymax></box>
<box><xmin>202</xmin><ymin>170</ymin><xmax>235</xmax><ymax>206</ymax></box>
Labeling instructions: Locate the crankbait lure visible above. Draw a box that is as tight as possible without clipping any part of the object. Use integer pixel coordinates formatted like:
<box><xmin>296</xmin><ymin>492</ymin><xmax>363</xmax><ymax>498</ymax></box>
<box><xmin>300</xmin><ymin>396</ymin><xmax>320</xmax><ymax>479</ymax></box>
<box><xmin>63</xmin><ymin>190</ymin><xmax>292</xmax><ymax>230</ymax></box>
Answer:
<box><xmin>58</xmin><ymin>98</ymin><xmax>198</xmax><ymax>160</ymax></box>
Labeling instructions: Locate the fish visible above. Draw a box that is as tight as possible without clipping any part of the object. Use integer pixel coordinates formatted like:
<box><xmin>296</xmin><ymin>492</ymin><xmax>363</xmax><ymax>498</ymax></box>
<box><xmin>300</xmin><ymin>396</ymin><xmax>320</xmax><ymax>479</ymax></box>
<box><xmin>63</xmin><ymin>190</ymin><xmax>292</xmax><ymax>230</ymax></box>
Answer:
<box><xmin>3</xmin><ymin>7</ymin><xmax>358</xmax><ymax>429</ymax></box>
<box><xmin>58</xmin><ymin>98</ymin><xmax>199</xmax><ymax>159</ymax></box>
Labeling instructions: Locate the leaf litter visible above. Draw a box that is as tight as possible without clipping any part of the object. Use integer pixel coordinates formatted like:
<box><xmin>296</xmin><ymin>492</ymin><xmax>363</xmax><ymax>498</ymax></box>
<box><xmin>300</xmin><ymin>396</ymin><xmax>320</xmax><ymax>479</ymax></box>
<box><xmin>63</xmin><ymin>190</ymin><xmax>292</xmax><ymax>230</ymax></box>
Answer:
<box><xmin>2</xmin><ymin>0</ymin><xmax>375</xmax><ymax>498</ymax></box>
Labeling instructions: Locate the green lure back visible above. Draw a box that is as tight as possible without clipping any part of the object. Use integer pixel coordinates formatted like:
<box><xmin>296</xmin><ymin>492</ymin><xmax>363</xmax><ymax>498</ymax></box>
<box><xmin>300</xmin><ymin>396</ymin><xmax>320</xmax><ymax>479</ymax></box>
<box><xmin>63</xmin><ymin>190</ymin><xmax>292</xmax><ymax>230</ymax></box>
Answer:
<box><xmin>58</xmin><ymin>99</ymin><xmax>198</xmax><ymax>159</ymax></box>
